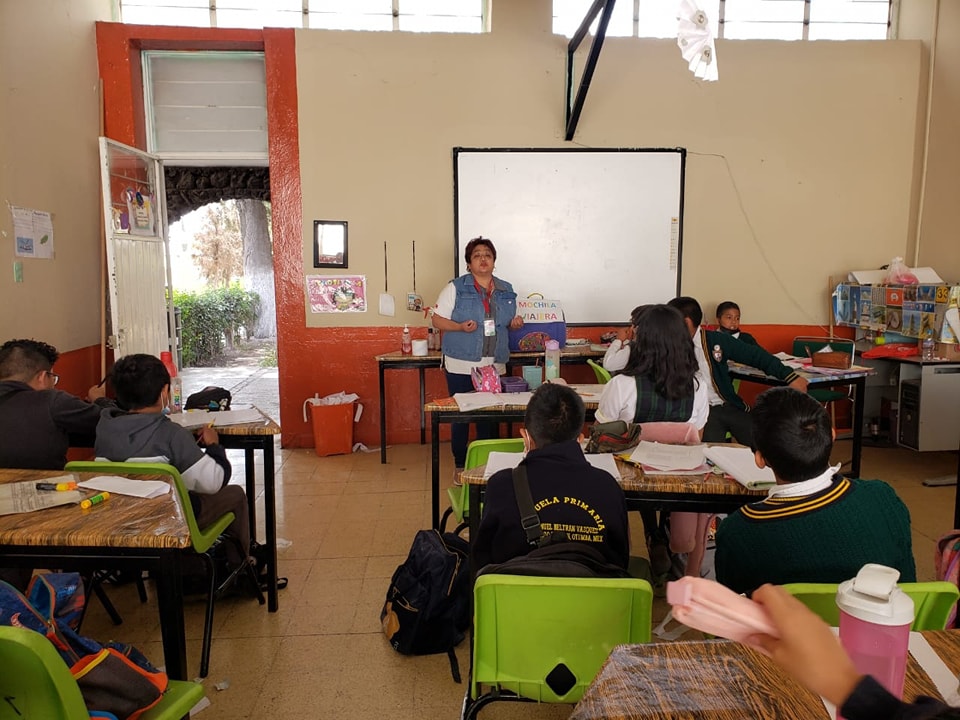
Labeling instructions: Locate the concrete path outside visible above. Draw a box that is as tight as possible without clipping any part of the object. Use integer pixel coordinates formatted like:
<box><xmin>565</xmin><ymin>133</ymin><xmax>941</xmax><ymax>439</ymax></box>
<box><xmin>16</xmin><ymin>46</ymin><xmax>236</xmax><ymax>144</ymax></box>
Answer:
<box><xmin>179</xmin><ymin>344</ymin><xmax>280</xmax><ymax>424</ymax></box>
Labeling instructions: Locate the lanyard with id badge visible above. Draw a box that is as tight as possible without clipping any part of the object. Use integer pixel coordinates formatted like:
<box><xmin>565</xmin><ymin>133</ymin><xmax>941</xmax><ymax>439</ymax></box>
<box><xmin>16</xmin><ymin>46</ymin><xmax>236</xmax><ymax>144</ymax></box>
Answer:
<box><xmin>475</xmin><ymin>279</ymin><xmax>497</xmax><ymax>336</ymax></box>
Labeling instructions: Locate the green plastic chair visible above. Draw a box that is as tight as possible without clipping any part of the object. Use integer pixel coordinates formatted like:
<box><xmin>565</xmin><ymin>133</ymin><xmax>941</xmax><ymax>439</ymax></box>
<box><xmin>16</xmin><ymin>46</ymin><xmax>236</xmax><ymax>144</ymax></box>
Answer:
<box><xmin>782</xmin><ymin>581</ymin><xmax>960</xmax><ymax>630</ymax></box>
<box><xmin>586</xmin><ymin>359</ymin><xmax>611</xmax><ymax>384</ymax></box>
<box><xmin>441</xmin><ymin>438</ymin><xmax>525</xmax><ymax>533</ymax></box>
<box><xmin>0</xmin><ymin>625</ymin><xmax>204</xmax><ymax>720</ymax></box>
<box><xmin>463</xmin><ymin>574</ymin><xmax>653</xmax><ymax>719</ymax></box>
<box><xmin>65</xmin><ymin>461</ymin><xmax>264</xmax><ymax>678</ymax></box>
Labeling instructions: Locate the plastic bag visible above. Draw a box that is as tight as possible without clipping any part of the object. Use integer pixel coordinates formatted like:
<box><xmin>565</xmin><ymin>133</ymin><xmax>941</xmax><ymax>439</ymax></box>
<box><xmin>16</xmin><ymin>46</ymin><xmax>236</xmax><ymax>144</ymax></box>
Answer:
<box><xmin>884</xmin><ymin>257</ymin><xmax>919</xmax><ymax>285</ymax></box>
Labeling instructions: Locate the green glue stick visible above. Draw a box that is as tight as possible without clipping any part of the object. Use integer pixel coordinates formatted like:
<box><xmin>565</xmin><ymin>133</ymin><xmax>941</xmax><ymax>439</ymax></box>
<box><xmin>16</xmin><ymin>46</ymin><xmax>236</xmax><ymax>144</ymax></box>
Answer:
<box><xmin>80</xmin><ymin>491</ymin><xmax>110</xmax><ymax>510</ymax></box>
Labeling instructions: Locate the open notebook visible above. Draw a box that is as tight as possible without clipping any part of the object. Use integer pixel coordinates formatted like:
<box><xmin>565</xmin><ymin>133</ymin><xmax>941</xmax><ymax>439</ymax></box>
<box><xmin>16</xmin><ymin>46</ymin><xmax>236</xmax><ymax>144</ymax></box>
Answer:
<box><xmin>703</xmin><ymin>445</ymin><xmax>776</xmax><ymax>489</ymax></box>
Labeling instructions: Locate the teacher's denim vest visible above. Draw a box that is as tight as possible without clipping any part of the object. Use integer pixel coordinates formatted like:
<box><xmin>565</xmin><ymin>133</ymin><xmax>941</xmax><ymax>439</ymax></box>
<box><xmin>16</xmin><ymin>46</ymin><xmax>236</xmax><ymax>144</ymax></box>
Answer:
<box><xmin>441</xmin><ymin>274</ymin><xmax>517</xmax><ymax>364</ymax></box>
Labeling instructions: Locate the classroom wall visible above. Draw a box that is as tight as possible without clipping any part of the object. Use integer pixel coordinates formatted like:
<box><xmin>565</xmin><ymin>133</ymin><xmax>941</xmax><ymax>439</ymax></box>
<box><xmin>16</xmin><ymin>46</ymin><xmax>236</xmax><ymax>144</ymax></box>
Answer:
<box><xmin>0</xmin><ymin>0</ymin><xmax>110</xmax><ymax>382</ymax></box>
<box><xmin>900</xmin><ymin>0</ymin><xmax>960</xmax><ymax>284</ymax></box>
<box><xmin>290</xmin><ymin>0</ymin><xmax>924</xmax><ymax>446</ymax></box>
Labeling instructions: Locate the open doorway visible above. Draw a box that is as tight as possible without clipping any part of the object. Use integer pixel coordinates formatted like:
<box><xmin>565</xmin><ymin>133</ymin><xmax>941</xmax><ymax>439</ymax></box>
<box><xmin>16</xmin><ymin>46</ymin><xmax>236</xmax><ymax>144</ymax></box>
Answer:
<box><xmin>165</xmin><ymin>166</ymin><xmax>278</xmax><ymax>422</ymax></box>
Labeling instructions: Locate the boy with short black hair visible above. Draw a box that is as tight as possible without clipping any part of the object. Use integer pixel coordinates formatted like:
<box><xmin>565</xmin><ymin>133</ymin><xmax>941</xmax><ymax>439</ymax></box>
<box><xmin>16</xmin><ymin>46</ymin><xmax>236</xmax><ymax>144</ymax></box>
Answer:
<box><xmin>95</xmin><ymin>353</ymin><xmax>250</xmax><ymax>569</ymax></box>
<box><xmin>715</xmin><ymin>301</ymin><xmax>759</xmax><ymax>346</ymax></box>
<box><xmin>472</xmin><ymin>383</ymin><xmax>629</xmax><ymax>570</ymax></box>
<box><xmin>715</xmin><ymin>387</ymin><xmax>916</xmax><ymax>595</ymax></box>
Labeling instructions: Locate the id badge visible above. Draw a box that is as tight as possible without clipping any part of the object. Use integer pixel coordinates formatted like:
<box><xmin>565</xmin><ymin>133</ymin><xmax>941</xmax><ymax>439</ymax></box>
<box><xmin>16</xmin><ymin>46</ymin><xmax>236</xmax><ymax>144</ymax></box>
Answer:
<box><xmin>483</xmin><ymin>318</ymin><xmax>496</xmax><ymax>337</ymax></box>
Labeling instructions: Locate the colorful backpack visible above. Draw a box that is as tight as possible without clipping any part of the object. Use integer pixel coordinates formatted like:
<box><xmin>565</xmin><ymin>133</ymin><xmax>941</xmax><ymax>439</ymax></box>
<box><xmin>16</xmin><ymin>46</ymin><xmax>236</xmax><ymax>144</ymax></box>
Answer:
<box><xmin>935</xmin><ymin>530</ymin><xmax>960</xmax><ymax>627</ymax></box>
<box><xmin>0</xmin><ymin>572</ymin><xmax>168</xmax><ymax>720</ymax></box>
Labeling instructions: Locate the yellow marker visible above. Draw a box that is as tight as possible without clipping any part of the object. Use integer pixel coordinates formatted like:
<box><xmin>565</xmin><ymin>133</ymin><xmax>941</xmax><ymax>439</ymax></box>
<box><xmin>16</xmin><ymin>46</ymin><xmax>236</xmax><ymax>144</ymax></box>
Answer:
<box><xmin>36</xmin><ymin>482</ymin><xmax>78</xmax><ymax>492</ymax></box>
<box><xmin>80</xmin><ymin>491</ymin><xmax>110</xmax><ymax>510</ymax></box>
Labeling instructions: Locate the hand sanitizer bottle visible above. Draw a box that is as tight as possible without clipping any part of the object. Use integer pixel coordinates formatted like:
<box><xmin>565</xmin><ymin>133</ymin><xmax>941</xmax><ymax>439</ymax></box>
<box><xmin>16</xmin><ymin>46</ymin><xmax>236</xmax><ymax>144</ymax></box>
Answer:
<box><xmin>401</xmin><ymin>324</ymin><xmax>412</xmax><ymax>355</ymax></box>
<box><xmin>544</xmin><ymin>339</ymin><xmax>560</xmax><ymax>381</ymax></box>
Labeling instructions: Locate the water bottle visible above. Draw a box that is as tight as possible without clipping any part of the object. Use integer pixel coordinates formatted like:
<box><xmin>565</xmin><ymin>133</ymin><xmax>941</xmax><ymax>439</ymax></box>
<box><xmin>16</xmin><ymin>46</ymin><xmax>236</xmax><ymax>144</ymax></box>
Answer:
<box><xmin>159</xmin><ymin>351</ymin><xmax>183</xmax><ymax>413</ymax></box>
<box><xmin>544</xmin><ymin>339</ymin><xmax>560</xmax><ymax>381</ymax></box>
<box><xmin>401</xmin><ymin>324</ymin><xmax>412</xmax><ymax>355</ymax></box>
<box><xmin>921</xmin><ymin>333</ymin><xmax>935</xmax><ymax>362</ymax></box>
<box><xmin>836</xmin><ymin>564</ymin><xmax>914</xmax><ymax>716</ymax></box>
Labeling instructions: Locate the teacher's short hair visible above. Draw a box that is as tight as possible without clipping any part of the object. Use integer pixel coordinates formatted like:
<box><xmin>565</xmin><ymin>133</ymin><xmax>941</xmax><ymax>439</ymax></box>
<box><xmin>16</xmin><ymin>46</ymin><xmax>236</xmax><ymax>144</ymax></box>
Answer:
<box><xmin>524</xmin><ymin>383</ymin><xmax>585</xmax><ymax>447</ymax></box>
<box><xmin>464</xmin><ymin>236</ymin><xmax>497</xmax><ymax>265</ymax></box>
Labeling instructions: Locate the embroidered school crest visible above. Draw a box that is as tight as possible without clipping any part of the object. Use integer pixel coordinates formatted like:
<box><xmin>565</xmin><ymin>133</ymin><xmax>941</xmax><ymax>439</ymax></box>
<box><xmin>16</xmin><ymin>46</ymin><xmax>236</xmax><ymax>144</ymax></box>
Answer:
<box><xmin>712</xmin><ymin>345</ymin><xmax>723</xmax><ymax>362</ymax></box>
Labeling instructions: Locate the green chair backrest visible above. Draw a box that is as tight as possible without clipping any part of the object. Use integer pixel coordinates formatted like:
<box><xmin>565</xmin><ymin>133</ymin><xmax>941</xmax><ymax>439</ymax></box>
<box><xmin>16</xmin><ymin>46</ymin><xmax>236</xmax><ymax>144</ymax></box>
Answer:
<box><xmin>65</xmin><ymin>461</ymin><xmax>233</xmax><ymax>555</ymax></box>
<box><xmin>782</xmin><ymin>581</ymin><xmax>960</xmax><ymax>631</ymax></box>
<box><xmin>586</xmin><ymin>359</ymin><xmax>611</xmax><ymax>384</ymax></box>
<box><xmin>471</xmin><ymin>574</ymin><xmax>653</xmax><ymax>704</ymax></box>
<box><xmin>464</xmin><ymin>438</ymin><xmax>526</xmax><ymax>471</ymax></box>
<box><xmin>0</xmin><ymin>625</ymin><xmax>205</xmax><ymax>720</ymax></box>
<box><xmin>792</xmin><ymin>336</ymin><xmax>855</xmax><ymax>365</ymax></box>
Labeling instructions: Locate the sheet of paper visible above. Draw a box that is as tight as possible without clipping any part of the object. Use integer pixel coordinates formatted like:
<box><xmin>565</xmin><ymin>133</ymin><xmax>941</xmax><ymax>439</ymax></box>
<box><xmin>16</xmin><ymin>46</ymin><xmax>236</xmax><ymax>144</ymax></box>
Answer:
<box><xmin>703</xmin><ymin>445</ymin><xmax>777</xmax><ymax>489</ymax></box>
<box><xmin>584</xmin><ymin>453</ymin><xmax>620</xmax><ymax>481</ymax></box>
<box><xmin>629</xmin><ymin>441</ymin><xmax>705</xmax><ymax>471</ymax></box>
<box><xmin>482</xmin><ymin>451</ymin><xmax>526</xmax><ymax>479</ymax></box>
<box><xmin>167</xmin><ymin>407</ymin><xmax>264</xmax><ymax>429</ymax></box>
<box><xmin>640</xmin><ymin>462</ymin><xmax>712</xmax><ymax>477</ymax></box>
<box><xmin>78</xmin><ymin>475</ymin><xmax>170</xmax><ymax>499</ymax></box>
<box><xmin>453</xmin><ymin>393</ymin><xmax>507</xmax><ymax>411</ymax></box>
<box><xmin>0</xmin><ymin>477</ymin><xmax>81</xmax><ymax>516</ymax></box>
<box><xmin>571</xmin><ymin>384</ymin><xmax>606</xmax><ymax>399</ymax></box>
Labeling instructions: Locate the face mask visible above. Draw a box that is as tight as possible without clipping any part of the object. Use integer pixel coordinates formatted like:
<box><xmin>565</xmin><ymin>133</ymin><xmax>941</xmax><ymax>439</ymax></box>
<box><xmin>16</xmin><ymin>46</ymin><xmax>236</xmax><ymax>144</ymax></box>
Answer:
<box><xmin>161</xmin><ymin>406</ymin><xmax>171</xmax><ymax>416</ymax></box>
<box><xmin>717</xmin><ymin>326</ymin><xmax>736</xmax><ymax>335</ymax></box>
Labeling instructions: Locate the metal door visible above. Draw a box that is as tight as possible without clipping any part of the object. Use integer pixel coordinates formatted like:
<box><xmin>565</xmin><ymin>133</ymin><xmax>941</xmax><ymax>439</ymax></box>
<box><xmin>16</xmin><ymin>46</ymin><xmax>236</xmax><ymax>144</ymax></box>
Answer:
<box><xmin>98</xmin><ymin>138</ymin><xmax>174</xmax><ymax>359</ymax></box>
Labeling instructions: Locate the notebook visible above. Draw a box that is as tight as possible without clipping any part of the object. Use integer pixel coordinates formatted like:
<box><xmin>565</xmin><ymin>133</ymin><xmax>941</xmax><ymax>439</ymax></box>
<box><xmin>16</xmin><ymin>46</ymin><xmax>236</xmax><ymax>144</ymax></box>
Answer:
<box><xmin>703</xmin><ymin>445</ymin><xmax>776</xmax><ymax>489</ymax></box>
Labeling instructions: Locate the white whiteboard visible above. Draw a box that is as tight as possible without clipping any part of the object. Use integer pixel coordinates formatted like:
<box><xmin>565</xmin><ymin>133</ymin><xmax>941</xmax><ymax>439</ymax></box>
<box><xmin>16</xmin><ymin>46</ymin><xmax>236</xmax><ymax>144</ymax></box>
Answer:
<box><xmin>454</xmin><ymin>148</ymin><xmax>685</xmax><ymax>325</ymax></box>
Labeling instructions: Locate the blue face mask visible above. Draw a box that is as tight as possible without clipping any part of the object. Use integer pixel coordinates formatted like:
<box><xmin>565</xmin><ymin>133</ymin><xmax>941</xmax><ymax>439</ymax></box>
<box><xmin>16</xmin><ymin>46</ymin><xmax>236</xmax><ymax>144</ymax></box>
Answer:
<box><xmin>161</xmin><ymin>406</ymin><xmax>171</xmax><ymax>416</ymax></box>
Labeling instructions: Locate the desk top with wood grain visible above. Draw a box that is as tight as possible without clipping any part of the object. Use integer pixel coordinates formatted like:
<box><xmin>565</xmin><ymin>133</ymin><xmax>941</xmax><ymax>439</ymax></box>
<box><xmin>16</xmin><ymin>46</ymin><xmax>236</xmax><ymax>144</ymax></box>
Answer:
<box><xmin>212</xmin><ymin>407</ymin><xmax>280</xmax><ymax>437</ymax></box>
<box><xmin>461</xmin><ymin>459</ymin><xmax>768</xmax><ymax>498</ymax></box>
<box><xmin>570</xmin><ymin>632</ymin><xmax>960</xmax><ymax>720</ymax></box>
<box><xmin>0</xmin><ymin>469</ymin><xmax>190</xmax><ymax>550</ymax></box>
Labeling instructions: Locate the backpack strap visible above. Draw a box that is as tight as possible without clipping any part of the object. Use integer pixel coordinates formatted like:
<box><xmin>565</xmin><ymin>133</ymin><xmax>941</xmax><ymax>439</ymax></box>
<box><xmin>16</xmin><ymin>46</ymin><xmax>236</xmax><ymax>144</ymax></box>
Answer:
<box><xmin>511</xmin><ymin>464</ymin><xmax>542</xmax><ymax>548</ymax></box>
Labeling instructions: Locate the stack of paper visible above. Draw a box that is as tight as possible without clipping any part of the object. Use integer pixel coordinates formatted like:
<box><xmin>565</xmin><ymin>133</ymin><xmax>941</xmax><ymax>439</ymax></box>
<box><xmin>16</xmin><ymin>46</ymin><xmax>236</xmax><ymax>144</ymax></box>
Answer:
<box><xmin>703</xmin><ymin>445</ymin><xmax>777</xmax><ymax>489</ymax></box>
<box><xmin>629</xmin><ymin>441</ymin><xmax>706</xmax><ymax>472</ymax></box>
<box><xmin>78</xmin><ymin>475</ymin><xmax>171</xmax><ymax>499</ymax></box>
<box><xmin>481</xmin><ymin>451</ymin><xmax>620</xmax><ymax>482</ymax></box>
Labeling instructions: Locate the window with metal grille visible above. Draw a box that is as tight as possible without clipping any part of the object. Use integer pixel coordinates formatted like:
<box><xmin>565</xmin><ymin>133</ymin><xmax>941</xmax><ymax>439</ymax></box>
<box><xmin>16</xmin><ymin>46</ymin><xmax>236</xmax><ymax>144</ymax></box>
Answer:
<box><xmin>552</xmin><ymin>0</ymin><xmax>893</xmax><ymax>41</ymax></box>
<box><xmin>119</xmin><ymin>0</ymin><xmax>487</xmax><ymax>33</ymax></box>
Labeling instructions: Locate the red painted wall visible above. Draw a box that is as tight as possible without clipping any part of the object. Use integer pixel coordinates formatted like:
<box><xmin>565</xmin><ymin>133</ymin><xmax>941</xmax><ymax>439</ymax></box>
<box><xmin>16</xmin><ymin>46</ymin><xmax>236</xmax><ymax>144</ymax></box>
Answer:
<box><xmin>94</xmin><ymin>22</ymin><xmax>853</xmax><ymax>449</ymax></box>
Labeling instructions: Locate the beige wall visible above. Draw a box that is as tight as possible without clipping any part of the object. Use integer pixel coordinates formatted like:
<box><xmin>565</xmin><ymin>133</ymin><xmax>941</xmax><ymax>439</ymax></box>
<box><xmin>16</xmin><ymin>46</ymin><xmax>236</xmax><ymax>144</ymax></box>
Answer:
<box><xmin>0</xmin><ymin>0</ymin><xmax>111</xmax><ymax>351</ymax></box>
<box><xmin>297</xmin><ymin>0</ymin><xmax>925</xmax><ymax>327</ymax></box>
<box><xmin>900</xmin><ymin>0</ymin><xmax>960</xmax><ymax>284</ymax></box>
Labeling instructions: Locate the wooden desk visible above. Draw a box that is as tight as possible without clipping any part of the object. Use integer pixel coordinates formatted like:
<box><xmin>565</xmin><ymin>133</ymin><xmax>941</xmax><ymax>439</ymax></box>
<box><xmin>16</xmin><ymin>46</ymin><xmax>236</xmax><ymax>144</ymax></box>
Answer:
<box><xmin>570</xmin><ymin>631</ymin><xmax>960</xmax><ymax>720</ymax></box>
<box><xmin>0</xmin><ymin>468</ymin><xmax>191</xmax><ymax>680</ymax></box>
<box><xmin>729</xmin><ymin>363</ymin><xmax>874</xmax><ymax>478</ymax></box>
<box><xmin>378</xmin><ymin>345</ymin><xmax>604</xmax><ymax>464</ymax></box>
<box><xmin>215</xmin><ymin>410</ymin><xmax>282</xmax><ymax>612</ymax></box>
<box><xmin>463</xmin><ymin>458</ymin><xmax>768</xmax><ymax>550</ymax></box>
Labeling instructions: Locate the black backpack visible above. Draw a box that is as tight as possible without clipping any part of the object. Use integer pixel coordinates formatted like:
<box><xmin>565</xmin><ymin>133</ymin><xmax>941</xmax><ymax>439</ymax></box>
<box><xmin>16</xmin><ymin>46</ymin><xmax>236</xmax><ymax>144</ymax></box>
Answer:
<box><xmin>184</xmin><ymin>386</ymin><xmax>232</xmax><ymax>411</ymax></box>
<box><xmin>380</xmin><ymin>529</ymin><xmax>470</xmax><ymax>682</ymax></box>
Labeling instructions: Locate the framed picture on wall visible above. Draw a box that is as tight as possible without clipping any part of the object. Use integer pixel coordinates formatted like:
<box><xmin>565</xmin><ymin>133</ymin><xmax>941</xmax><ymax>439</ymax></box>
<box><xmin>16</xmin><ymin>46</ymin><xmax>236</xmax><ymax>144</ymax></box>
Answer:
<box><xmin>313</xmin><ymin>220</ymin><xmax>348</xmax><ymax>268</ymax></box>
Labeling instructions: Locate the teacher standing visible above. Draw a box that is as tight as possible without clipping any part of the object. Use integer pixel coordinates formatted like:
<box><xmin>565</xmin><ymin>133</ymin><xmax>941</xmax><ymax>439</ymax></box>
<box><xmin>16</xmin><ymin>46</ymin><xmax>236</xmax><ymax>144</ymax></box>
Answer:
<box><xmin>432</xmin><ymin>237</ymin><xmax>524</xmax><ymax>475</ymax></box>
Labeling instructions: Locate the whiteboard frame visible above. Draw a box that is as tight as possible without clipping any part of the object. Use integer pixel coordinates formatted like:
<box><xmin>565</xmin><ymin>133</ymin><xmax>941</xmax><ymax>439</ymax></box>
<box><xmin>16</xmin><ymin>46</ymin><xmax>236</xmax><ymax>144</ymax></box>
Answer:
<box><xmin>453</xmin><ymin>147</ymin><xmax>686</xmax><ymax>326</ymax></box>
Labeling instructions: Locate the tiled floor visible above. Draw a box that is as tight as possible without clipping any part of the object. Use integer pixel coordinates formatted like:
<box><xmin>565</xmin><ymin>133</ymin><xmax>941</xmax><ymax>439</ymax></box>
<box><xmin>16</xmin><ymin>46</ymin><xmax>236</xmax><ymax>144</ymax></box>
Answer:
<box><xmin>82</xmin><ymin>439</ymin><xmax>958</xmax><ymax>719</ymax></box>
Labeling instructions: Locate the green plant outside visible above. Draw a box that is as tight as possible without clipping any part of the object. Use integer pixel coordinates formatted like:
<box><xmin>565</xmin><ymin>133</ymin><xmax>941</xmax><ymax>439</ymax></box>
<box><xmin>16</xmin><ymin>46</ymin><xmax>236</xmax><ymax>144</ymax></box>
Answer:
<box><xmin>174</xmin><ymin>285</ymin><xmax>260</xmax><ymax>366</ymax></box>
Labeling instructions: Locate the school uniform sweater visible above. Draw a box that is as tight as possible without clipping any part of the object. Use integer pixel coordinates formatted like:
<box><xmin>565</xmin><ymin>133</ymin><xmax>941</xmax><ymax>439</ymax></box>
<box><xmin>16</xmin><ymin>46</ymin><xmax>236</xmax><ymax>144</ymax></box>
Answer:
<box><xmin>715</xmin><ymin>476</ymin><xmax>916</xmax><ymax>595</ymax></box>
<box><xmin>472</xmin><ymin>440</ymin><xmax>630</xmax><ymax>571</ymax></box>
<box><xmin>698</xmin><ymin>329</ymin><xmax>801</xmax><ymax>411</ymax></box>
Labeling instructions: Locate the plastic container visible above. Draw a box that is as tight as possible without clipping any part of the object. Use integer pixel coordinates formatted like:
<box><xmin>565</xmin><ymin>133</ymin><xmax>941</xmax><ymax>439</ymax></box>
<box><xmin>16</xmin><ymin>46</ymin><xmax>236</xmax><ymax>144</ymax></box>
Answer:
<box><xmin>401</xmin><ymin>324</ymin><xmax>412</xmax><ymax>355</ymax></box>
<box><xmin>836</xmin><ymin>564</ymin><xmax>914</xmax><ymax>714</ymax></box>
<box><xmin>921</xmin><ymin>334</ymin><xmax>935</xmax><ymax>362</ymax></box>
<box><xmin>310</xmin><ymin>402</ymin><xmax>355</xmax><ymax>457</ymax></box>
<box><xmin>159</xmin><ymin>351</ymin><xmax>182</xmax><ymax>413</ymax></box>
<box><xmin>522</xmin><ymin>365</ymin><xmax>543</xmax><ymax>390</ymax></box>
<box><xmin>544</xmin><ymin>340</ymin><xmax>560</xmax><ymax>381</ymax></box>
<box><xmin>500</xmin><ymin>376</ymin><xmax>529</xmax><ymax>393</ymax></box>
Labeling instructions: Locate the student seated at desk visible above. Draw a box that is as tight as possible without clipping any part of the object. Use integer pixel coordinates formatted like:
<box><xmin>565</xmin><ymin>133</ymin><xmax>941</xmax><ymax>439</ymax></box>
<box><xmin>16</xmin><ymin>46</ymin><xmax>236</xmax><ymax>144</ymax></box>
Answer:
<box><xmin>95</xmin><ymin>354</ymin><xmax>251</xmax><ymax>571</ymax></box>
<box><xmin>715</xmin><ymin>388</ymin><xmax>916</xmax><ymax>596</ymax></box>
<box><xmin>595</xmin><ymin>304</ymin><xmax>709</xmax><ymax>578</ymax></box>
<box><xmin>602</xmin><ymin>305</ymin><xmax>644</xmax><ymax>373</ymax></box>
<box><xmin>715</xmin><ymin>301</ymin><xmax>760</xmax><ymax>346</ymax></box>
<box><xmin>667</xmin><ymin>296</ymin><xmax>808</xmax><ymax>445</ymax></box>
<box><xmin>472</xmin><ymin>383</ymin><xmax>629</xmax><ymax>572</ymax></box>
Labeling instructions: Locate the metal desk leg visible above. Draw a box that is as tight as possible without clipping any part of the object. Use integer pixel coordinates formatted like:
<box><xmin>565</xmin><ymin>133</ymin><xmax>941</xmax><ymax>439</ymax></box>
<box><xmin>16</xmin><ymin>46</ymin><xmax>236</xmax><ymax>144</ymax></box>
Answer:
<box><xmin>432</xmin><ymin>412</ymin><xmax>441</xmax><ymax>529</ymax></box>
<box><xmin>953</xmin><ymin>442</ymin><xmax>960</xmax><ymax>530</ymax></box>
<box><xmin>155</xmin><ymin>550</ymin><xmax>187</xmax><ymax>680</ymax></box>
<box><xmin>419</xmin><ymin>366</ymin><xmax>427</xmax><ymax>445</ymax></box>
<box><xmin>379</xmin><ymin>362</ymin><xmax>387</xmax><ymax>464</ymax></box>
<box><xmin>851</xmin><ymin>376</ymin><xmax>865</xmax><ymax>479</ymax></box>
<box><xmin>263</xmin><ymin>439</ymin><xmax>279</xmax><ymax>612</ymax></box>
<box><xmin>244</xmin><ymin>447</ymin><xmax>257</xmax><ymax>533</ymax></box>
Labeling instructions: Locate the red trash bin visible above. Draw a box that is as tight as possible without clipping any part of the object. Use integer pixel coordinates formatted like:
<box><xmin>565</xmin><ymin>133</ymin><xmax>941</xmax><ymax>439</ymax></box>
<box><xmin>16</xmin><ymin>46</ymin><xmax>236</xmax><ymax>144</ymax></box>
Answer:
<box><xmin>310</xmin><ymin>402</ymin><xmax>355</xmax><ymax>457</ymax></box>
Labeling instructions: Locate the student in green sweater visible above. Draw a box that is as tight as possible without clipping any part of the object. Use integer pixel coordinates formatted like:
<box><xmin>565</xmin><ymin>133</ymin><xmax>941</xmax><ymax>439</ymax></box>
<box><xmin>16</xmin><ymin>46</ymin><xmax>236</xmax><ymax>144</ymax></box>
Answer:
<box><xmin>715</xmin><ymin>301</ymin><xmax>759</xmax><ymax>346</ymax></box>
<box><xmin>715</xmin><ymin>387</ymin><xmax>916</xmax><ymax>596</ymax></box>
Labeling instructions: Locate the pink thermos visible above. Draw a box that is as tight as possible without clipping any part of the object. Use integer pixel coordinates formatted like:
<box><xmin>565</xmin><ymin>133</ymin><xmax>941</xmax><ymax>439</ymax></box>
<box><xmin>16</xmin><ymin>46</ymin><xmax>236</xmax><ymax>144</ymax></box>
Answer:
<box><xmin>836</xmin><ymin>564</ymin><xmax>914</xmax><ymax>717</ymax></box>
